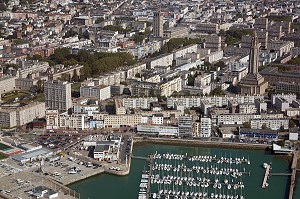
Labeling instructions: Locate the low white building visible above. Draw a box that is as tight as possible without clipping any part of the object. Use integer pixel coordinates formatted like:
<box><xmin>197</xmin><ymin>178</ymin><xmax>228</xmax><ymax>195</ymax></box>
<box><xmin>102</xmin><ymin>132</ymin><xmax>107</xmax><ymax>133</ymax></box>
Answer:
<box><xmin>137</xmin><ymin>125</ymin><xmax>179</xmax><ymax>136</ymax></box>
<box><xmin>12</xmin><ymin>147</ymin><xmax>53</xmax><ymax>164</ymax></box>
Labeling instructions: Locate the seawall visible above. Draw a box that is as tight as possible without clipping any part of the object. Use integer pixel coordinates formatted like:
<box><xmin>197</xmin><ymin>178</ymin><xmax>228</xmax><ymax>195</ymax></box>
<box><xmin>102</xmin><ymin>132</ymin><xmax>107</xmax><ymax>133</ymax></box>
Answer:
<box><xmin>133</xmin><ymin>137</ymin><xmax>270</xmax><ymax>150</ymax></box>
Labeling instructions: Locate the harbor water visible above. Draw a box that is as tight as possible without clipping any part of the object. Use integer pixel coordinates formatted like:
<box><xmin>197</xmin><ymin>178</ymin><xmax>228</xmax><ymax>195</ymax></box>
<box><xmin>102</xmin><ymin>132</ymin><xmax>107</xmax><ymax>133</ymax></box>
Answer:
<box><xmin>69</xmin><ymin>144</ymin><xmax>299</xmax><ymax>199</ymax></box>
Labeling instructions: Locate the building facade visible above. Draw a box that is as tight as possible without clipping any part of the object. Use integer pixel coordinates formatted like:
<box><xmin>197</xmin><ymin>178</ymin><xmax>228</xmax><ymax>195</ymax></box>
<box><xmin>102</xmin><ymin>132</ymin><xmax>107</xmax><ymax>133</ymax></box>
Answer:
<box><xmin>44</xmin><ymin>80</ymin><xmax>72</xmax><ymax>112</ymax></box>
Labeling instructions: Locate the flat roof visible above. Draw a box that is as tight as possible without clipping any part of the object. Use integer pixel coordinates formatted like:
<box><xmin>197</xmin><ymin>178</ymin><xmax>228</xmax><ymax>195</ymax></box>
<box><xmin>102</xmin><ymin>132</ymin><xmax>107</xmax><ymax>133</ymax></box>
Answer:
<box><xmin>12</xmin><ymin>147</ymin><xmax>52</xmax><ymax>162</ymax></box>
<box><xmin>94</xmin><ymin>145</ymin><xmax>110</xmax><ymax>152</ymax></box>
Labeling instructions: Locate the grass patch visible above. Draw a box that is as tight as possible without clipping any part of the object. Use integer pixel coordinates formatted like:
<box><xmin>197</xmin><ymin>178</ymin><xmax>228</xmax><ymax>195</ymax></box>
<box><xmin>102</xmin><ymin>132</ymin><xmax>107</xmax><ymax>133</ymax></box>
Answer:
<box><xmin>267</xmin><ymin>15</ymin><xmax>292</xmax><ymax>22</ymax></box>
<box><xmin>21</xmin><ymin>93</ymin><xmax>45</xmax><ymax>103</ymax></box>
<box><xmin>0</xmin><ymin>153</ymin><xmax>8</xmax><ymax>160</ymax></box>
<box><xmin>71</xmin><ymin>82</ymin><xmax>81</xmax><ymax>91</ymax></box>
<box><xmin>1</xmin><ymin>90</ymin><xmax>29</xmax><ymax>102</ymax></box>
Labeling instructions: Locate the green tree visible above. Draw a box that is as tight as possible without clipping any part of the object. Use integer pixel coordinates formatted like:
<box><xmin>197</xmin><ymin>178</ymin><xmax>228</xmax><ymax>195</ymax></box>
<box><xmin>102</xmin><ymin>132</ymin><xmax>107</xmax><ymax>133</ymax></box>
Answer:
<box><xmin>78</xmin><ymin>27</ymin><xmax>83</xmax><ymax>40</ymax></box>
<box><xmin>242</xmin><ymin>122</ymin><xmax>251</xmax><ymax>128</ymax></box>
<box><xmin>187</xmin><ymin>74</ymin><xmax>195</xmax><ymax>86</ymax></box>
<box><xmin>29</xmin><ymin>54</ymin><xmax>43</xmax><ymax>60</ymax></box>
<box><xmin>37</xmin><ymin>80</ymin><xmax>44</xmax><ymax>93</ymax></box>
<box><xmin>214</xmin><ymin>61</ymin><xmax>226</xmax><ymax>69</ymax></box>
<box><xmin>60</xmin><ymin>73</ymin><xmax>70</xmax><ymax>82</ymax></box>
<box><xmin>133</xmin><ymin>33</ymin><xmax>145</xmax><ymax>43</ymax></box>
<box><xmin>72</xmin><ymin>69</ymin><xmax>80</xmax><ymax>82</ymax></box>
<box><xmin>261</xmin><ymin>123</ymin><xmax>267</xmax><ymax>130</ymax></box>
<box><xmin>63</xmin><ymin>58</ymin><xmax>78</xmax><ymax>66</ymax></box>
<box><xmin>210</xmin><ymin>87</ymin><xmax>225</xmax><ymax>96</ymax></box>
<box><xmin>95</xmin><ymin>17</ymin><xmax>104</xmax><ymax>24</ymax></box>
<box><xmin>289</xmin><ymin>119</ymin><xmax>296</xmax><ymax>128</ymax></box>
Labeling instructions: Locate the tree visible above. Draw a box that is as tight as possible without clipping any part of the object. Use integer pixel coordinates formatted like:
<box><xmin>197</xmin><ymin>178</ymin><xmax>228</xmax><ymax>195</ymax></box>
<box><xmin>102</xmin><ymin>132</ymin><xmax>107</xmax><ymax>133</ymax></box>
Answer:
<box><xmin>37</xmin><ymin>80</ymin><xmax>44</xmax><ymax>93</ymax></box>
<box><xmin>133</xmin><ymin>34</ymin><xmax>145</xmax><ymax>44</ymax></box>
<box><xmin>63</xmin><ymin>58</ymin><xmax>78</xmax><ymax>66</ymax></box>
<box><xmin>289</xmin><ymin>119</ymin><xmax>296</xmax><ymax>128</ymax></box>
<box><xmin>135</xmin><ymin>73</ymin><xmax>141</xmax><ymax>78</ymax></box>
<box><xmin>187</xmin><ymin>74</ymin><xmax>195</xmax><ymax>86</ymax></box>
<box><xmin>261</xmin><ymin>123</ymin><xmax>268</xmax><ymax>130</ymax></box>
<box><xmin>72</xmin><ymin>69</ymin><xmax>80</xmax><ymax>82</ymax></box>
<box><xmin>242</xmin><ymin>122</ymin><xmax>251</xmax><ymax>128</ymax></box>
<box><xmin>29</xmin><ymin>54</ymin><xmax>43</xmax><ymax>60</ymax></box>
<box><xmin>78</xmin><ymin>27</ymin><xmax>83</xmax><ymax>40</ymax></box>
<box><xmin>60</xmin><ymin>73</ymin><xmax>70</xmax><ymax>82</ymax></box>
<box><xmin>210</xmin><ymin>87</ymin><xmax>225</xmax><ymax>96</ymax></box>
<box><xmin>95</xmin><ymin>17</ymin><xmax>104</xmax><ymax>24</ymax></box>
<box><xmin>214</xmin><ymin>61</ymin><xmax>226</xmax><ymax>69</ymax></box>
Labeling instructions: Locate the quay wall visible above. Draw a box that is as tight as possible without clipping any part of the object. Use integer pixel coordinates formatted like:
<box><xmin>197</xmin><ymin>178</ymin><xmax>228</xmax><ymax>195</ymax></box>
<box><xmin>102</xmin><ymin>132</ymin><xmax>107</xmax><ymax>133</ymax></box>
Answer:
<box><xmin>133</xmin><ymin>137</ymin><xmax>270</xmax><ymax>150</ymax></box>
<box><xmin>64</xmin><ymin>168</ymin><xmax>105</xmax><ymax>185</ymax></box>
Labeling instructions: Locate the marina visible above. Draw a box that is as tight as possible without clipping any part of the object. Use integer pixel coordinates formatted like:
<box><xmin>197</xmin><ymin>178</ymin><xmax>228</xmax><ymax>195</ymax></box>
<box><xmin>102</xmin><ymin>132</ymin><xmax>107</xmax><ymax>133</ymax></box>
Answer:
<box><xmin>138</xmin><ymin>152</ymin><xmax>250</xmax><ymax>199</ymax></box>
<box><xmin>69</xmin><ymin>144</ymin><xmax>296</xmax><ymax>199</ymax></box>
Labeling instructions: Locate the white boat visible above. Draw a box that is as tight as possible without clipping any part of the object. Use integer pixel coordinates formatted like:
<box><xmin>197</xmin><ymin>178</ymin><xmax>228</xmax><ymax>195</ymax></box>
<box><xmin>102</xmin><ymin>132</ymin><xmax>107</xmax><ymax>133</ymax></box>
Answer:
<box><xmin>263</xmin><ymin>163</ymin><xmax>268</xmax><ymax>169</ymax></box>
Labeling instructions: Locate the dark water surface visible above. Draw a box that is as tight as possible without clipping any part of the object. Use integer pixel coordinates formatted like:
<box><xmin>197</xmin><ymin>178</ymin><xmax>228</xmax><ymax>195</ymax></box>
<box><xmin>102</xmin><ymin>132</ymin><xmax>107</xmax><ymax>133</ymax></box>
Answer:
<box><xmin>69</xmin><ymin>144</ymin><xmax>296</xmax><ymax>199</ymax></box>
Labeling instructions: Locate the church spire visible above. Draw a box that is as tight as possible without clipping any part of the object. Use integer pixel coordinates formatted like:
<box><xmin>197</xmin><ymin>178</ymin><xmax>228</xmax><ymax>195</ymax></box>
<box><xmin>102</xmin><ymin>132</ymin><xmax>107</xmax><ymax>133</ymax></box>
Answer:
<box><xmin>249</xmin><ymin>32</ymin><xmax>259</xmax><ymax>74</ymax></box>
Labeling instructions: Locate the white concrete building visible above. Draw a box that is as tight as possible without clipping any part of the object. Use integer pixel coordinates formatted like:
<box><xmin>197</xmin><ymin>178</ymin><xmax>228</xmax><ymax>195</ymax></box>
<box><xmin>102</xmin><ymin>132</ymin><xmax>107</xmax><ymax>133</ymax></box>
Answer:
<box><xmin>122</xmin><ymin>97</ymin><xmax>158</xmax><ymax>109</ymax></box>
<box><xmin>160</xmin><ymin>77</ymin><xmax>182</xmax><ymax>96</ymax></box>
<box><xmin>271</xmin><ymin>94</ymin><xmax>297</xmax><ymax>105</ymax></box>
<box><xmin>151</xmin><ymin>114</ymin><xmax>164</xmax><ymax>125</ymax></box>
<box><xmin>204</xmin><ymin>50</ymin><xmax>223</xmax><ymax>63</ymax></box>
<box><xmin>73</xmin><ymin>98</ymin><xmax>99</xmax><ymax>114</ymax></box>
<box><xmin>115</xmin><ymin>99</ymin><xmax>126</xmax><ymax>115</ymax></box>
<box><xmin>80</xmin><ymin>85</ymin><xmax>111</xmax><ymax>101</ymax></box>
<box><xmin>137</xmin><ymin>125</ymin><xmax>179</xmax><ymax>136</ymax></box>
<box><xmin>104</xmin><ymin>114</ymin><xmax>141</xmax><ymax>128</ymax></box>
<box><xmin>275</xmin><ymin>97</ymin><xmax>290</xmax><ymax>112</ymax></box>
<box><xmin>193</xmin><ymin>117</ymin><xmax>212</xmax><ymax>137</ymax></box>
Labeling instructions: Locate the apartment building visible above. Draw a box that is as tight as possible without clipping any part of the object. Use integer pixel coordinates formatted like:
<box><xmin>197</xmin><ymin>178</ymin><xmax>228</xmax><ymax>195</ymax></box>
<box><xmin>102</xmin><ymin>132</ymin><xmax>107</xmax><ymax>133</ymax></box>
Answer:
<box><xmin>80</xmin><ymin>85</ymin><xmax>111</xmax><ymax>101</ymax></box>
<box><xmin>58</xmin><ymin>112</ymin><xmax>85</xmax><ymax>130</ymax></box>
<box><xmin>250</xmin><ymin>118</ymin><xmax>289</xmax><ymax>130</ymax></box>
<box><xmin>178</xmin><ymin>116</ymin><xmax>193</xmax><ymax>135</ymax></box>
<box><xmin>0</xmin><ymin>109</ymin><xmax>17</xmax><ymax>128</ymax></box>
<box><xmin>275</xmin><ymin>82</ymin><xmax>300</xmax><ymax>93</ymax></box>
<box><xmin>72</xmin><ymin>98</ymin><xmax>99</xmax><ymax>114</ymax></box>
<box><xmin>271</xmin><ymin>93</ymin><xmax>296</xmax><ymax>105</ymax></box>
<box><xmin>122</xmin><ymin>97</ymin><xmax>158</xmax><ymax>109</ymax></box>
<box><xmin>167</xmin><ymin>97</ymin><xmax>202</xmax><ymax>108</ymax></box>
<box><xmin>160</xmin><ymin>76</ymin><xmax>182</xmax><ymax>96</ymax></box>
<box><xmin>192</xmin><ymin>117</ymin><xmax>212</xmax><ymax>138</ymax></box>
<box><xmin>0</xmin><ymin>76</ymin><xmax>17</xmax><ymax>94</ymax></box>
<box><xmin>204</xmin><ymin>50</ymin><xmax>223</xmax><ymax>63</ymax></box>
<box><xmin>196</xmin><ymin>23</ymin><xmax>219</xmax><ymax>33</ymax></box>
<box><xmin>153</xmin><ymin>11</ymin><xmax>164</xmax><ymax>38</ymax></box>
<box><xmin>210</xmin><ymin>111</ymin><xmax>284</xmax><ymax>125</ymax></box>
<box><xmin>260</xmin><ymin>67</ymin><xmax>300</xmax><ymax>85</ymax></box>
<box><xmin>44</xmin><ymin>80</ymin><xmax>72</xmax><ymax>112</ymax></box>
<box><xmin>115</xmin><ymin>99</ymin><xmax>126</xmax><ymax>115</ymax></box>
<box><xmin>46</xmin><ymin>110</ymin><xmax>59</xmax><ymax>129</ymax></box>
<box><xmin>163</xmin><ymin>26</ymin><xmax>189</xmax><ymax>39</ymax></box>
<box><xmin>104</xmin><ymin>114</ymin><xmax>142</xmax><ymax>128</ymax></box>
<box><xmin>16</xmin><ymin>102</ymin><xmax>45</xmax><ymax>126</ymax></box>
<box><xmin>137</xmin><ymin>125</ymin><xmax>179</xmax><ymax>136</ymax></box>
<box><xmin>205</xmin><ymin>35</ymin><xmax>221</xmax><ymax>52</ymax></box>
<box><xmin>0</xmin><ymin>102</ymin><xmax>45</xmax><ymax>128</ymax></box>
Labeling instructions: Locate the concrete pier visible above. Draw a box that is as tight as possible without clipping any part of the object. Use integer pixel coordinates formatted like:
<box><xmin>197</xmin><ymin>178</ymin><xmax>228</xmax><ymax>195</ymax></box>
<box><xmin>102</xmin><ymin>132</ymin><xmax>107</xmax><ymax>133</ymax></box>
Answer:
<box><xmin>288</xmin><ymin>151</ymin><xmax>298</xmax><ymax>199</ymax></box>
<box><xmin>146</xmin><ymin>155</ymin><xmax>153</xmax><ymax>198</ymax></box>
<box><xmin>262</xmin><ymin>164</ymin><xmax>271</xmax><ymax>188</ymax></box>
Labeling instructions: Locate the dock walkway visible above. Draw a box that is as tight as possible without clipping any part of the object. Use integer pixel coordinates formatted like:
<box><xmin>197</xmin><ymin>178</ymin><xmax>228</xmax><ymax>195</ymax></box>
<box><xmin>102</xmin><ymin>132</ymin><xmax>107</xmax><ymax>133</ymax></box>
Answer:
<box><xmin>147</xmin><ymin>155</ymin><xmax>153</xmax><ymax>198</ymax></box>
<box><xmin>262</xmin><ymin>164</ymin><xmax>271</xmax><ymax>188</ymax></box>
<box><xmin>288</xmin><ymin>151</ymin><xmax>298</xmax><ymax>199</ymax></box>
